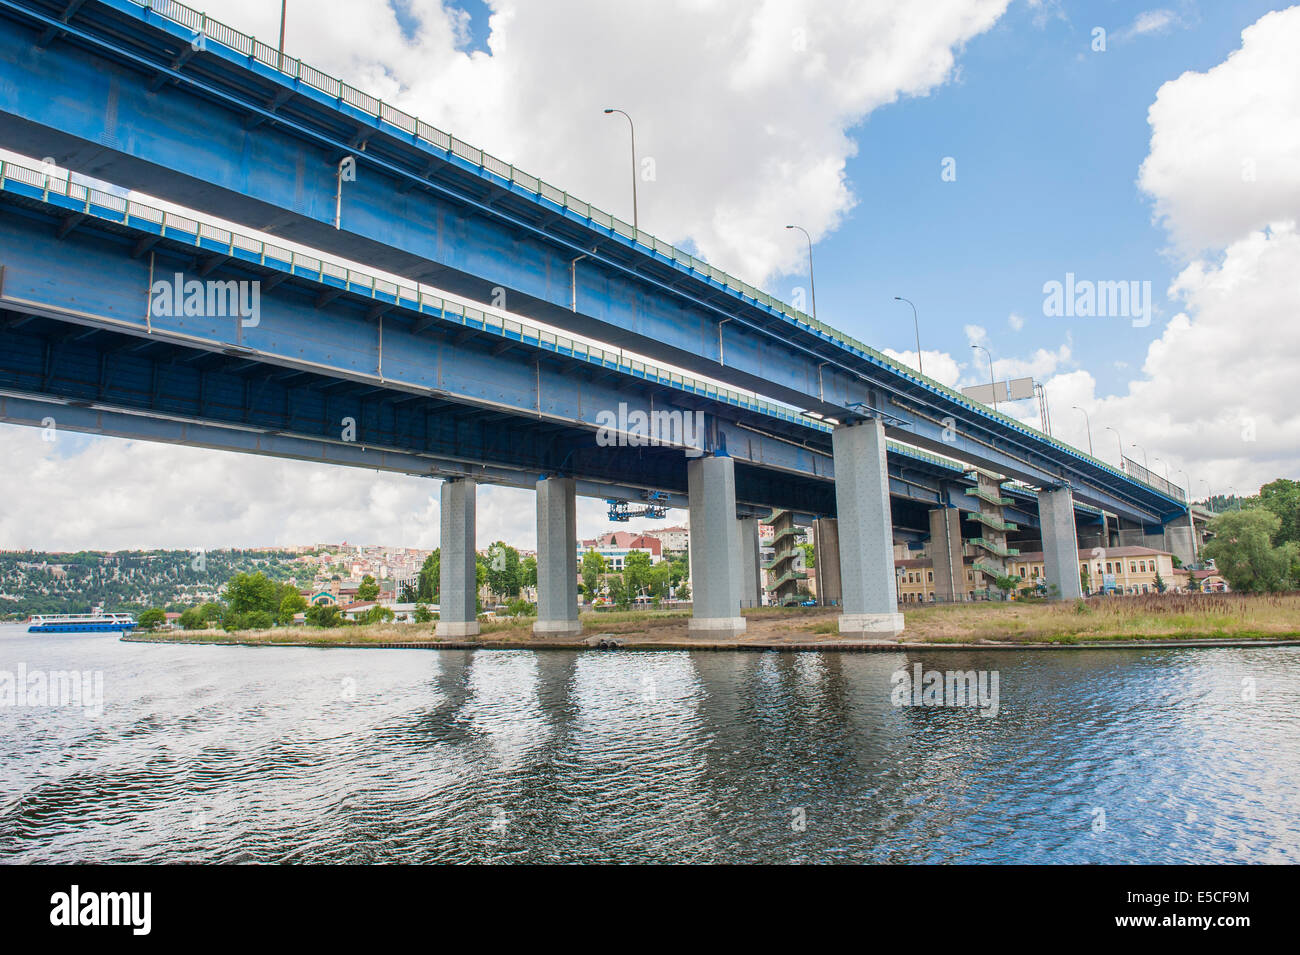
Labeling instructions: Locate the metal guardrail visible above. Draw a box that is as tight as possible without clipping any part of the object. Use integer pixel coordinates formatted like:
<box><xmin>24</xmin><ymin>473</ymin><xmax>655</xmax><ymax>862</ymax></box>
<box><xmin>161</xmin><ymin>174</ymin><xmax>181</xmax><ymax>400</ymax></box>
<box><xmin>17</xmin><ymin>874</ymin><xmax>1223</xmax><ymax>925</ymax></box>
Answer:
<box><xmin>110</xmin><ymin>0</ymin><xmax>1182</xmax><ymax>503</ymax></box>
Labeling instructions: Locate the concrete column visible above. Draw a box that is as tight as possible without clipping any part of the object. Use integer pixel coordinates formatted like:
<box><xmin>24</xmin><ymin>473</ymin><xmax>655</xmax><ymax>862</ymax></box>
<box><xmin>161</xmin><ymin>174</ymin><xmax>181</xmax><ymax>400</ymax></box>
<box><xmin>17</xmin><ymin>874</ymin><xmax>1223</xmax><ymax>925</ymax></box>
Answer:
<box><xmin>687</xmin><ymin>454</ymin><xmax>746</xmax><ymax>636</ymax></box>
<box><xmin>1038</xmin><ymin>485</ymin><xmax>1084</xmax><ymax>600</ymax></box>
<box><xmin>1164</xmin><ymin>513</ymin><xmax>1197</xmax><ymax>568</ymax></box>
<box><xmin>437</xmin><ymin>477</ymin><xmax>479</xmax><ymax>637</ymax></box>
<box><xmin>928</xmin><ymin>507</ymin><xmax>965</xmax><ymax>602</ymax></box>
<box><xmin>814</xmin><ymin>518</ymin><xmax>841</xmax><ymax>607</ymax></box>
<box><xmin>832</xmin><ymin>420</ymin><xmax>904</xmax><ymax>638</ymax></box>
<box><xmin>534</xmin><ymin>476</ymin><xmax>580</xmax><ymax>636</ymax></box>
<box><xmin>736</xmin><ymin>515</ymin><xmax>761</xmax><ymax>609</ymax></box>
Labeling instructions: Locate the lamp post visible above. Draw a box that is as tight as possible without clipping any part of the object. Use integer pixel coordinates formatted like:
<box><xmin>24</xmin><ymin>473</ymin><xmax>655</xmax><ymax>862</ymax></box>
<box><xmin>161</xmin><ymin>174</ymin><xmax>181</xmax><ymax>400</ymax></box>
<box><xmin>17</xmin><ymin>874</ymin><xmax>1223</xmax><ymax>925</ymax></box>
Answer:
<box><xmin>971</xmin><ymin>344</ymin><xmax>997</xmax><ymax>411</ymax></box>
<box><xmin>894</xmin><ymin>294</ymin><xmax>925</xmax><ymax>376</ymax></box>
<box><xmin>1105</xmin><ymin>427</ymin><xmax>1124</xmax><ymax>470</ymax></box>
<box><xmin>786</xmin><ymin>225</ymin><xmax>817</xmax><ymax>322</ymax></box>
<box><xmin>1072</xmin><ymin>406</ymin><xmax>1094</xmax><ymax>456</ymax></box>
<box><xmin>603</xmin><ymin>108</ymin><xmax>638</xmax><ymax>232</ymax></box>
<box><xmin>1178</xmin><ymin>468</ymin><xmax>1199</xmax><ymax>566</ymax></box>
<box><xmin>1131</xmin><ymin>442</ymin><xmax>1149</xmax><ymax>471</ymax></box>
<box><xmin>278</xmin><ymin>1</ymin><xmax>287</xmax><ymax>69</ymax></box>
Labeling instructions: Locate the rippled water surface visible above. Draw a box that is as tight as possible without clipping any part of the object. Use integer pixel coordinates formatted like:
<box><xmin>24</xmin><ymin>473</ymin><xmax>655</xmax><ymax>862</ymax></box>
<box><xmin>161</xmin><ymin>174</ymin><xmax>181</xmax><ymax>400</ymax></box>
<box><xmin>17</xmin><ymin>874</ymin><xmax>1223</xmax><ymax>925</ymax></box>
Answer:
<box><xmin>1</xmin><ymin>623</ymin><xmax>1297</xmax><ymax>863</ymax></box>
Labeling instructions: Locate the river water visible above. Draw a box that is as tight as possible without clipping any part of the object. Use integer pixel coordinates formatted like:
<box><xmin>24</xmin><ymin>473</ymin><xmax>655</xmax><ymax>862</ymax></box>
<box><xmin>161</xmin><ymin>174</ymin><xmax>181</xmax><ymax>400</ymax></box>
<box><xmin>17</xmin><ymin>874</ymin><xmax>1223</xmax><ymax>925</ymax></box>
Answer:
<box><xmin>0</xmin><ymin>622</ymin><xmax>1297</xmax><ymax>863</ymax></box>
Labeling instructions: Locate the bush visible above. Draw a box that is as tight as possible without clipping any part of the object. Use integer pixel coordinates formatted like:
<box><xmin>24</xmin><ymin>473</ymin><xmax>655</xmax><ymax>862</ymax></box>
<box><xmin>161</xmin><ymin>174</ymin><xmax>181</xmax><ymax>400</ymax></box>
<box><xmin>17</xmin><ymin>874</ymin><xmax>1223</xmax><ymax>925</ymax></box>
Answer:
<box><xmin>305</xmin><ymin>604</ymin><xmax>341</xmax><ymax>628</ymax></box>
<box><xmin>136</xmin><ymin>607</ymin><xmax>166</xmax><ymax>630</ymax></box>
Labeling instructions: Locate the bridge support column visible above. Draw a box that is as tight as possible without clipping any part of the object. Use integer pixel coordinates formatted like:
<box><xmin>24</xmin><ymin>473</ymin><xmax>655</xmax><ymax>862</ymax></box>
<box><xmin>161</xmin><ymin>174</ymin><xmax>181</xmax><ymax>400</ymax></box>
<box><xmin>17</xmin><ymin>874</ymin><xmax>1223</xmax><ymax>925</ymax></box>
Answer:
<box><xmin>814</xmin><ymin>518</ymin><xmax>841</xmax><ymax>606</ymax></box>
<box><xmin>736</xmin><ymin>515</ymin><xmax>762</xmax><ymax>609</ymax></box>
<box><xmin>1039</xmin><ymin>486</ymin><xmax>1084</xmax><ymax>600</ymax></box>
<box><xmin>437</xmin><ymin>477</ymin><xmax>479</xmax><ymax>638</ymax></box>
<box><xmin>833</xmin><ymin>420</ymin><xmax>904</xmax><ymax>638</ymax></box>
<box><xmin>688</xmin><ymin>454</ymin><xmax>746</xmax><ymax>636</ymax></box>
<box><xmin>534</xmin><ymin>476</ymin><xmax>581</xmax><ymax>636</ymax></box>
<box><xmin>929</xmin><ymin>507</ymin><xmax>965</xmax><ymax>602</ymax></box>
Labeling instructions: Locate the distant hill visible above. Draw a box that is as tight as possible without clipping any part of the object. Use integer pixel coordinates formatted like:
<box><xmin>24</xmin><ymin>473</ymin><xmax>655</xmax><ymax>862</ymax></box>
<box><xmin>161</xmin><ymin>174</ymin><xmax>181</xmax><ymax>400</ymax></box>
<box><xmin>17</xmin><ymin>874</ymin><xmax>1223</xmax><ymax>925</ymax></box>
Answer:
<box><xmin>0</xmin><ymin>549</ymin><xmax>304</xmax><ymax>617</ymax></box>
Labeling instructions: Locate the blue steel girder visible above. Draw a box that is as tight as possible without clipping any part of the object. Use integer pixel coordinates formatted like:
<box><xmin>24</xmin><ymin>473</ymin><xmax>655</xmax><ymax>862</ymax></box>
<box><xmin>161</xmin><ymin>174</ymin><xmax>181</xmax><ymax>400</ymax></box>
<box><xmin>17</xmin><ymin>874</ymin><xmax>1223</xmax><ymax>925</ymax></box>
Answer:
<box><xmin>0</xmin><ymin>182</ymin><xmax>970</xmax><ymax>517</ymax></box>
<box><xmin>0</xmin><ymin>0</ymin><xmax>1184</xmax><ymax>524</ymax></box>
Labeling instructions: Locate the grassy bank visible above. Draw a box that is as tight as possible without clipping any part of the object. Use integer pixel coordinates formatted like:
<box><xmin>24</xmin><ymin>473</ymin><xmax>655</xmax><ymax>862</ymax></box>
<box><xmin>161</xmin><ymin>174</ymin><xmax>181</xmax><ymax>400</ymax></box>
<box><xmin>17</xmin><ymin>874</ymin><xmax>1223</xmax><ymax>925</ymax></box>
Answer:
<box><xmin>878</xmin><ymin>593</ymin><xmax>1300</xmax><ymax>644</ymax></box>
<box><xmin>123</xmin><ymin>593</ymin><xmax>1300</xmax><ymax>648</ymax></box>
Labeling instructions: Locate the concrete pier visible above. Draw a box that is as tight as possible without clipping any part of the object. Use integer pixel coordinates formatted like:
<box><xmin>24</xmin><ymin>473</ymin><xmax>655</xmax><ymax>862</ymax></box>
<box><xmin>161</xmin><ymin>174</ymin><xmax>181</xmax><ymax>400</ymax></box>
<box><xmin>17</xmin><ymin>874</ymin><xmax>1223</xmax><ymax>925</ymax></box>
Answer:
<box><xmin>687</xmin><ymin>454</ymin><xmax>746</xmax><ymax>636</ymax></box>
<box><xmin>929</xmin><ymin>506</ymin><xmax>965</xmax><ymax>602</ymax></box>
<box><xmin>534</xmin><ymin>476</ymin><xmax>581</xmax><ymax>636</ymax></box>
<box><xmin>1038</xmin><ymin>485</ymin><xmax>1084</xmax><ymax>600</ymax></box>
<box><xmin>813</xmin><ymin>517</ymin><xmax>841</xmax><ymax>607</ymax></box>
<box><xmin>437</xmin><ymin>477</ymin><xmax>480</xmax><ymax>637</ymax></box>
<box><xmin>832</xmin><ymin>420</ymin><xmax>904</xmax><ymax>638</ymax></box>
<box><xmin>736</xmin><ymin>515</ymin><xmax>762</xmax><ymax>609</ymax></box>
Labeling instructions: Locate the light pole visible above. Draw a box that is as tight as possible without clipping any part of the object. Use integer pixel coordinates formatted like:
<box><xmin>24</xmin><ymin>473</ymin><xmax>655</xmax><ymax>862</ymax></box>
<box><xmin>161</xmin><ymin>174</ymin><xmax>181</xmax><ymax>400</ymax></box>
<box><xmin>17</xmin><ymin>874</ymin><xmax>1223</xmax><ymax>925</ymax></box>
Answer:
<box><xmin>787</xmin><ymin>225</ymin><xmax>817</xmax><ymax>322</ymax></box>
<box><xmin>1072</xmin><ymin>406</ymin><xmax>1094</xmax><ymax>456</ymax></box>
<box><xmin>971</xmin><ymin>344</ymin><xmax>997</xmax><ymax>411</ymax></box>
<box><xmin>1105</xmin><ymin>427</ymin><xmax>1124</xmax><ymax>470</ymax></box>
<box><xmin>278</xmin><ymin>1</ymin><xmax>287</xmax><ymax>69</ymax></box>
<box><xmin>1178</xmin><ymin>468</ymin><xmax>1200</xmax><ymax>566</ymax></box>
<box><xmin>894</xmin><ymin>296</ymin><xmax>922</xmax><ymax>375</ymax></box>
<box><xmin>1131</xmin><ymin>442</ymin><xmax>1149</xmax><ymax>471</ymax></box>
<box><xmin>1153</xmin><ymin>457</ymin><xmax>1172</xmax><ymax>483</ymax></box>
<box><xmin>603</xmin><ymin>108</ymin><xmax>638</xmax><ymax>232</ymax></box>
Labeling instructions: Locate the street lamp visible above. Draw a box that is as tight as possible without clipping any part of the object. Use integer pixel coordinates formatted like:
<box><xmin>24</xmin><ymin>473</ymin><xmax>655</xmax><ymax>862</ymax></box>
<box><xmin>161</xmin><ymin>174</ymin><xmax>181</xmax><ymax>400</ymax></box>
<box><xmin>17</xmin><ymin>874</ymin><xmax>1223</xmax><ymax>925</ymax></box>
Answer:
<box><xmin>1131</xmin><ymin>442</ymin><xmax>1149</xmax><ymax>471</ymax></box>
<box><xmin>786</xmin><ymin>225</ymin><xmax>817</xmax><ymax>322</ymax></box>
<box><xmin>894</xmin><ymin>296</ymin><xmax>922</xmax><ymax>375</ymax></box>
<box><xmin>1104</xmin><ymin>426</ymin><xmax>1124</xmax><ymax>470</ymax></box>
<box><xmin>1178</xmin><ymin>468</ymin><xmax>1200</xmax><ymax>565</ymax></box>
<box><xmin>603</xmin><ymin>108</ymin><xmax>638</xmax><ymax>232</ymax></box>
<box><xmin>971</xmin><ymin>344</ymin><xmax>997</xmax><ymax>411</ymax></box>
<box><xmin>1072</xmin><ymin>405</ymin><xmax>1094</xmax><ymax>456</ymax></box>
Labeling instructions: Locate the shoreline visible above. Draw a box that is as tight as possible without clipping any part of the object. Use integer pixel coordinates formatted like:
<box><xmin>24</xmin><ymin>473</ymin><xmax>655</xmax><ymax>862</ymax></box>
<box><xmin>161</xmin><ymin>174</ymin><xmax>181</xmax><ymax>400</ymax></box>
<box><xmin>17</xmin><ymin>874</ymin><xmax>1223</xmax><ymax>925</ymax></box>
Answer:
<box><xmin>121</xmin><ymin>633</ymin><xmax>1300</xmax><ymax>653</ymax></box>
<box><xmin>112</xmin><ymin>595</ymin><xmax>1300</xmax><ymax>653</ymax></box>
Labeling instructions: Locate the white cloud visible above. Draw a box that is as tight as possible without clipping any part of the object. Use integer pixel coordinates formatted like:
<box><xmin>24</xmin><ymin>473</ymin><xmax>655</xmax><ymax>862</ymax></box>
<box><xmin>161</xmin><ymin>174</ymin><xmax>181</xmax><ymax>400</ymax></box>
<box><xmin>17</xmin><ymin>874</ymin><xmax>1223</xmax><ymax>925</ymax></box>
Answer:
<box><xmin>1007</xmin><ymin>312</ymin><xmax>1025</xmax><ymax>331</ymax></box>
<box><xmin>0</xmin><ymin>424</ymin><xmax>638</xmax><ymax>551</ymax></box>
<box><xmin>188</xmin><ymin>0</ymin><xmax>1009</xmax><ymax>287</ymax></box>
<box><xmin>1119</xmin><ymin>9</ymin><xmax>1180</xmax><ymax>41</ymax></box>
<box><xmin>1137</xmin><ymin>7</ymin><xmax>1300</xmax><ymax>256</ymax></box>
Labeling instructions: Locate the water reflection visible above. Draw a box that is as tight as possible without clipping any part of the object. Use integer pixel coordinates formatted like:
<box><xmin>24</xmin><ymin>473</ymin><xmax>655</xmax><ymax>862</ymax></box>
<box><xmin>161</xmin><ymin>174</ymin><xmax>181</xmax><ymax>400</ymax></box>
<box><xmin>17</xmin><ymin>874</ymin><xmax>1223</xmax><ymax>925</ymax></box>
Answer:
<box><xmin>0</xmin><ymin>625</ymin><xmax>1296</xmax><ymax>863</ymax></box>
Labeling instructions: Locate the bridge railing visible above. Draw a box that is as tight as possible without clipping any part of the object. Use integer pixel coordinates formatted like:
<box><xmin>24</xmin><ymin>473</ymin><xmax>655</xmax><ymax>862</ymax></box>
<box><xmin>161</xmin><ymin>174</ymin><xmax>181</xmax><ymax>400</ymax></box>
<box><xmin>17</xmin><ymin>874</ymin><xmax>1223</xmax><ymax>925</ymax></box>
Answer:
<box><xmin>3</xmin><ymin>154</ymin><xmax>1182</xmax><ymax>507</ymax></box>
<box><xmin>114</xmin><ymin>0</ymin><xmax>1180</xmax><ymax>504</ymax></box>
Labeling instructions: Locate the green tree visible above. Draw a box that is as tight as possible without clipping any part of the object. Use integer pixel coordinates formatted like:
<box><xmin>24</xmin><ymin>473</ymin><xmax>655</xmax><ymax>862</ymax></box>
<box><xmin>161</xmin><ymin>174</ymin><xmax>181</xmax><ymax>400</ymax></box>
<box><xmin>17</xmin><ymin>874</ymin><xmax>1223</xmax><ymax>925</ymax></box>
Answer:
<box><xmin>607</xmin><ymin>574</ymin><xmax>630</xmax><ymax>609</ymax></box>
<box><xmin>522</xmin><ymin>555</ymin><xmax>538</xmax><ymax>590</ymax></box>
<box><xmin>179</xmin><ymin>607</ymin><xmax>204</xmax><ymax>630</ymax></box>
<box><xmin>417</xmin><ymin>550</ymin><xmax>440</xmax><ymax>602</ymax></box>
<box><xmin>1154</xmin><ymin>571</ymin><xmax>1167</xmax><ymax>594</ymax></box>
<box><xmin>357</xmin><ymin>574</ymin><xmax>380</xmax><ymax>602</ymax></box>
<box><xmin>278</xmin><ymin>590</ymin><xmax>308</xmax><ymax>625</ymax></box>
<box><xmin>306</xmin><ymin>604</ymin><xmax>341</xmax><ymax>628</ymax></box>
<box><xmin>993</xmin><ymin>574</ymin><xmax>1023</xmax><ymax>600</ymax></box>
<box><xmin>1203</xmin><ymin>509</ymin><xmax>1297</xmax><ymax>593</ymax></box>
<box><xmin>413</xmin><ymin>603</ymin><xmax>434</xmax><ymax>623</ymax></box>
<box><xmin>136</xmin><ymin>607</ymin><xmax>166</xmax><ymax>630</ymax></box>
<box><xmin>199</xmin><ymin>602</ymin><xmax>224</xmax><ymax>625</ymax></box>
<box><xmin>623</xmin><ymin>551</ymin><xmax>653</xmax><ymax>598</ymax></box>
<box><xmin>225</xmin><ymin>571</ymin><xmax>280</xmax><ymax>615</ymax></box>
<box><xmin>398</xmin><ymin>581</ymin><xmax>417</xmax><ymax>602</ymax></box>
<box><xmin>484</xmin><ymin>542</ymin><xmax>522</xmax><ymax>599</ymax></box>
<box><xmin>1258</xmin><ymin>478</ymin><xmax>1300</xmax><ymax>546</ymax></box>
<box><xmin>580</xmin><ymin>550</ymin><xmax>607</xmax><ymax>600</ymax></box>
<box><xmin>362</xmin><ymin>604</ymin><xmax>395</xmax><ymax>624</ymax></box>
<box><xmin>505</xmin><ymin>597</ymin><xmax>536</xmax><ymax>617</ymax></box>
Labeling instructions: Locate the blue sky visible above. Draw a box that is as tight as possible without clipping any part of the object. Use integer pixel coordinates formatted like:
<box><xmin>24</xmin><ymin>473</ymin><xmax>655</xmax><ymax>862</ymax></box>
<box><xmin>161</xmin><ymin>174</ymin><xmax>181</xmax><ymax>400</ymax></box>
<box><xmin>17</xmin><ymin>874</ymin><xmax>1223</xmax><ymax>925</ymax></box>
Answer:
<box><xmin>764</xmin><ymin>0</ymin><xmax>1280</xmax><ymax>396</ymax></box>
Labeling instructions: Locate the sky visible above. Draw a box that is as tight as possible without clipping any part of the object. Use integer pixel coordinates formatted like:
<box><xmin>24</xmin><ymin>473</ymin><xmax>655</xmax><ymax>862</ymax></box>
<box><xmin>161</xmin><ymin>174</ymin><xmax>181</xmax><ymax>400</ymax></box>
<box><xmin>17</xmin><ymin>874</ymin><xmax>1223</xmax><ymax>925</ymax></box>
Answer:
<box><xmin>2</xmin><ymin>0</ymin><xmax>1298</xmax><ymax>552</ymax></box>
